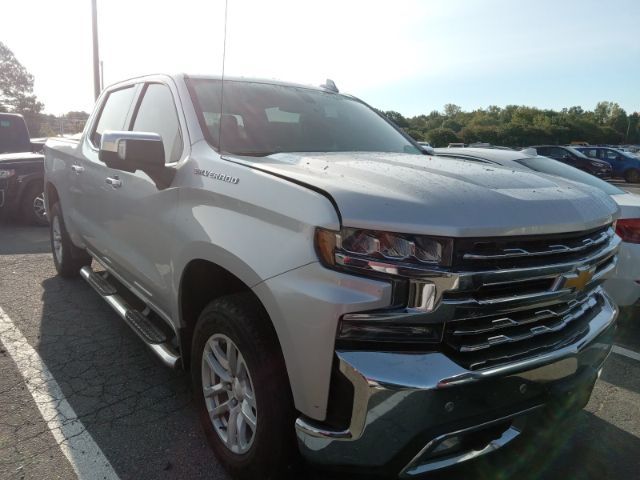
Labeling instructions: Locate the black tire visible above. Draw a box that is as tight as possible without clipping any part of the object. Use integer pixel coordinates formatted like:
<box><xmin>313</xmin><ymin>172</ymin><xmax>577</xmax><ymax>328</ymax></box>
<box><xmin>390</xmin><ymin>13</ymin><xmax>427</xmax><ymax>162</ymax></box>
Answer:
<box><xmin>191</xmin><ymin>293</ymin><xmax>297</xmax><ymax>480</ymax></box>
<box><xmin>21</xmin><ymin>181</ymin><xmax>48</xmax><ymax>226</ymax></box>
<box><xmin>625</xmin><ymin>169</ymin><xmax>640</xmax><ymax>184</ymax></box>
<box><xmin>49</xmin><ymin>202</ymin><xmax>92</xmax><ymax>277</ymax></box>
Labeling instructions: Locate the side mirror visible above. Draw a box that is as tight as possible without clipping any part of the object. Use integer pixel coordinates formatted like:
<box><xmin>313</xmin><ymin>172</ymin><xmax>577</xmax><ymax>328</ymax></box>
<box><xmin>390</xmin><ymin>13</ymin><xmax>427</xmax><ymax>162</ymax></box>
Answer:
<box><xmin>99</xmin><ymin>131</ymin><xmax>164</xmax><ymax>173</ymax></box>
<box><xmin>421</xmin><ymin>145</ymin><xmax>435</xmax><ymax>155</ymax></box>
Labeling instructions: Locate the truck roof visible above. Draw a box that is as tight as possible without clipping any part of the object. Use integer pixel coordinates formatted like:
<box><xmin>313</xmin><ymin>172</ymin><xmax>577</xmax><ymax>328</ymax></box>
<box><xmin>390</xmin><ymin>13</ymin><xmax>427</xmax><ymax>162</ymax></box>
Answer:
<box><xmin>105</xmin><ymin>73</ymin><xmax>335</xmax><ymax>94</ymax></box>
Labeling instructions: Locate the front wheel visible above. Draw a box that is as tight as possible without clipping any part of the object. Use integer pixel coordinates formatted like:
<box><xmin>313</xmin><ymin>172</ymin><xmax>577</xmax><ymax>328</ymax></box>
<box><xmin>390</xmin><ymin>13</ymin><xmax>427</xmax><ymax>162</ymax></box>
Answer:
<box><xmin>625</xmin><ymin>169</ymin><xmax>640</xmax><ymax>183</ymax></box>
<box><xmin>49</xmin><ymin>202</ymin><xmax>92</xmax><ymax>277</ymax></box>
<box><xmin>191</xmin><ymin>293</ymin><xmax>297</xmax><ymax>479</ymax></box>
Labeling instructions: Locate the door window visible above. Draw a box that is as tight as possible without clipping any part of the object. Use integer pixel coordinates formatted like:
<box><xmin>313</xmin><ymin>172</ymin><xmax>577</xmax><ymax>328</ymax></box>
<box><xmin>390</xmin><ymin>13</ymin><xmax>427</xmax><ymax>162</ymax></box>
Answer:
<box><xmin>580</xmin><ymin>148</ymin><xmax>598</xmax><ymax>158</ymax></box>
<box><xmin>604</xmin><ymin>150</ymin><xmax>621</xmax><ymax>161</ymax></box>
<box><xmin>132</xmin><ymin>84</ymin><xmax>183</xmax><ymax>163</ymax></box>
<box><xmin>91</xmin><ymin>87</ymin><xmax>136</xmax><ymax>147</ymax></box>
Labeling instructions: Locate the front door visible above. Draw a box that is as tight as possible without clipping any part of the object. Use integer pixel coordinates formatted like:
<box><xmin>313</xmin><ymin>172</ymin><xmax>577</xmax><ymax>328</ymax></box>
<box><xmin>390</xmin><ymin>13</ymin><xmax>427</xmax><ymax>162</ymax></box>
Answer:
<box><xmin>99</xmin><ymin>82</ymin><xmax>185</xmax><ymax>316</ymax></box>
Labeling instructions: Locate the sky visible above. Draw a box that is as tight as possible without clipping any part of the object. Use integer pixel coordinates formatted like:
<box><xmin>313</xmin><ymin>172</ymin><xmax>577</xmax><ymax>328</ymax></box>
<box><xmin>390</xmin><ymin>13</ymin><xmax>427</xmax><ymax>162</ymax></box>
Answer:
<box><xmin>3</xmin><ymin>0</ymin><xmax>639</xmax><ymax>116</ymax></box>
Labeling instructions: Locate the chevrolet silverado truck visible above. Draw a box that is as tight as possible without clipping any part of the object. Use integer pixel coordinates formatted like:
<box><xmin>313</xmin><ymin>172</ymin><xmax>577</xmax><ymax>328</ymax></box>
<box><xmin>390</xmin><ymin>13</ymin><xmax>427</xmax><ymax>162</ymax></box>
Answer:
<box><xmin>44</xmin><ymin>74</ymin><xmax>620</xmax><ymax>479</ymax></box>
<box><xmin>0</xmin><ymin>113</ymin><xmax>47</xmax><ymax>225</ymax></box>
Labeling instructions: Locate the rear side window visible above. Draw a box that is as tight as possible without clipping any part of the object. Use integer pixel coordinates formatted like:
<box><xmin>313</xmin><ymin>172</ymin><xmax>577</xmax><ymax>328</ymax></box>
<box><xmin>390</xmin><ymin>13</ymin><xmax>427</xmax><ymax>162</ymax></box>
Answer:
<box><xmin>0</xmin><ymin>116</ymin><xmax>30</xmax><ymax>153</ymax></box>
<box><xmin>91</xmin><ymin>87</ymin><xmax>136</xmax><ymax>147</ymax></box>
<box><xmin>131</xmin><ymin>84</ymin><xmax>183</xmax><ymax>163</ymax></box>
<box><xmin>548</xmin><ymin>147</ymin><xmax>567</xmax><ymax>158</ymax></box>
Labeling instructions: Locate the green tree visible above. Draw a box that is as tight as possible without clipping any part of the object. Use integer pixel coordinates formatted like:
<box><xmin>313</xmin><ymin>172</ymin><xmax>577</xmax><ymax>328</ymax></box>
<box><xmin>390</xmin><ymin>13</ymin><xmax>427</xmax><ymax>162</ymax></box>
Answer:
<box><xmin>383</xmin><ymin>110</ymin><xmax>409</xmax><ymax>128</ymax></box>
<box><xmin>426</xmin><ymin>128</ymin><xmax>459</xmax><ymax>147</ymax></box>
<box><xmin>443</xmin><ymin>103</ymin><xmax>462</xmax><ymax>117</ymax></box>
<box><xmin>0</xmin><ymin>41</ymin><xmax>43</xmax><ymax>135</ymax></box>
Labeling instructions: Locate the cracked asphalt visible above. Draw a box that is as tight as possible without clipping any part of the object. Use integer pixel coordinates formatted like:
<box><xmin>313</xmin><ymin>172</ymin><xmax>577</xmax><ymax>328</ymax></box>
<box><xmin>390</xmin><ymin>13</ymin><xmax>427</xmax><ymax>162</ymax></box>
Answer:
<box><xmin>0</xmin><ymin>220</ymin><xmax>639</xmax><ymax>480</ymax></box>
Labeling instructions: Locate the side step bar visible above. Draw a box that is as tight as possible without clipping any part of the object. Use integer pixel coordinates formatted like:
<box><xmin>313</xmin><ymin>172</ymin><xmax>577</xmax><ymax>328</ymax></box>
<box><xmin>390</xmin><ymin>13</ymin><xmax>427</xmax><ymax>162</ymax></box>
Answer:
<box><xmin>80</xmin><ymin>266</ymin><xmax>180</xmax><ymax>368</ymax></box>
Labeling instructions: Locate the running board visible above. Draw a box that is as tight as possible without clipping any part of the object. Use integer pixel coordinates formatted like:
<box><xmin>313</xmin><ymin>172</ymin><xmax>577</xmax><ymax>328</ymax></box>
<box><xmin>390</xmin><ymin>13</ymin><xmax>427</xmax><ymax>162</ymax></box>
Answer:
<box><xmin>80</xmin><ymin>266</ymin><xmax>180</xmax><ymax>368</ymax></box>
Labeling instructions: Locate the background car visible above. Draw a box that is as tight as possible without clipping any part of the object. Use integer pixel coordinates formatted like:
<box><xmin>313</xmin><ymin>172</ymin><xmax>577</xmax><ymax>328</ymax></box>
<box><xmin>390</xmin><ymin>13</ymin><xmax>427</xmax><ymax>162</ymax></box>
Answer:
<box><xmin>531</xmin><ymin>145</ymin><xmax>612</xmax><ymax>178</ymax></box>
<box><xmin>0</xmin><ymin>113</ymin><xmax>46</xmax><ymax>225</ymax></box>
<box><xmin>576</xmin><ymin>146</ymin><xmax>640</xmax><ymax>183</ymax></box>
<box><xmin>436</xmin><ymin>147</ymin><xmax>640</xmax><ymax>307</ymax></box>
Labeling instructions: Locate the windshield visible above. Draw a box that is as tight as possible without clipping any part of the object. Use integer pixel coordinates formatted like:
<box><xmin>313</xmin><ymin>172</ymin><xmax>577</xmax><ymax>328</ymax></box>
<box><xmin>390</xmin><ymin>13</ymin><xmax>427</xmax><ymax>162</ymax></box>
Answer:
<box><xmin>517</xmin><ymin>156</ymin><xmax>624</xmax><ymax>195</ymax></box>
<box><xmin>187</xmin><ymin>79</ymin><xmax>421</xmax><ymax>156</ymax></box>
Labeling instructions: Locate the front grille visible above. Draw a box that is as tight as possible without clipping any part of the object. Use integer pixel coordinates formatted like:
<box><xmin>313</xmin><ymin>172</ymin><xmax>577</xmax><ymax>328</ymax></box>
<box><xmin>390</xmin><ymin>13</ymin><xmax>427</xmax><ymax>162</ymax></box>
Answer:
<box><xmin>443</xmin><ymin>225</ymin><xmax>617</xmax><ymax>370</ymax></box>
<box><xmin>445</xmin><ymin>291</ymin><xmax>600</xmax><ymax>370</ymax></box>
<box><xmin>454</xmin><ymin>226</ymin><xmax>613</xmax><ymax>270</ymax></box>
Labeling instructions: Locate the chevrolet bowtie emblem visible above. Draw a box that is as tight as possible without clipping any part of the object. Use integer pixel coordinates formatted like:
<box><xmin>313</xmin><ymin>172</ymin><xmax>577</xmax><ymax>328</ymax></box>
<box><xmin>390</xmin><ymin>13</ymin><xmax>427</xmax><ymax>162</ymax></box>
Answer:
<box><xmin>555</xmin><ymin>266</ymin><xmax>596</xmax><ymax>292</ymax></box>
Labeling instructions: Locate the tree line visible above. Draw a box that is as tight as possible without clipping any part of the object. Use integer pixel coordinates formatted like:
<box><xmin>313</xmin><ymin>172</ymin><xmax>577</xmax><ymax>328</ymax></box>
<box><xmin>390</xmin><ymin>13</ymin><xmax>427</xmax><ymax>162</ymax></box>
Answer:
<box><xmin>384</xmin><ymin>102</ymin><xmax>640</xmax><ymax>148</ymax></box>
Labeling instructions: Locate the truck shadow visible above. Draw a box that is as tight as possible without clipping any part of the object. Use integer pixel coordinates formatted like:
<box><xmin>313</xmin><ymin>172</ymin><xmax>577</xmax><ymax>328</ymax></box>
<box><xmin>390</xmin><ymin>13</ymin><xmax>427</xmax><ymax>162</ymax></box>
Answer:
<box><xmin>34</xmin><ymin>273</ymin><xmax>640</xmax><ymax>480</ymax></box>
<box><xmin>0</xmin><ymin>219</ymin><xmax>50</xmax><ymax>255</ymax></box>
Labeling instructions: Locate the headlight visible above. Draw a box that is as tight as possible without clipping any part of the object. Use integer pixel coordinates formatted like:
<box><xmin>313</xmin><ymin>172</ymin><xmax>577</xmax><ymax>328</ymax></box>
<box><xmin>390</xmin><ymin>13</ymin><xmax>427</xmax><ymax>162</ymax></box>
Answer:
<box><xmin>316</xmin><ymin>227</ymin><xmax>453</xmax><ymax>346</ymax></box>
<box><xmin>315</xmin><ymin>227</ymin><xmax>453</xmax><ymax>274</ymax></box>
<box><xmin>590</xmin><ymin>161</ymin><xmax>604</xmax><ymax>167</ymax></box>
<box><xmin>0</xmin><ymin>169</ymin><xmax>16</xmax><ymax>179</ymax></box>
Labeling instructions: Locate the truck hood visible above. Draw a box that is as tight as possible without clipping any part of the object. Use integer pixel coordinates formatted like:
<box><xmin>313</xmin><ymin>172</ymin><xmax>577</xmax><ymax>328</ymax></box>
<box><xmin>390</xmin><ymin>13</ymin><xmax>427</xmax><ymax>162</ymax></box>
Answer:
<box><xmin>228</xmin><ymin>151</ymin><xmax>619</xmax><ymax>237</ymax></box>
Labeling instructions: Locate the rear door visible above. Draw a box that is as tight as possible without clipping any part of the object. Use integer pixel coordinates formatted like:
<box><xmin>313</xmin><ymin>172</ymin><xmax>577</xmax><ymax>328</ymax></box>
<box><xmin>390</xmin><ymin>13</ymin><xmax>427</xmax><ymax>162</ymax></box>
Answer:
<box><xmin>99</xmin><ymin>81</ymin><xmax>186</xmax><ymax>316</ymax></box>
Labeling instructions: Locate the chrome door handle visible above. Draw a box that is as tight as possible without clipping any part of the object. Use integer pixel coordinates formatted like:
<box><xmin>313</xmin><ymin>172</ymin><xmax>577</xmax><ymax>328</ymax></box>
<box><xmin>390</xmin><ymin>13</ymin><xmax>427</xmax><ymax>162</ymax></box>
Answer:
<box><xmin>71</xmin><ymin>165</ymin><xmax>84</xmax><ymax>174</ymax></box>
<box><xmin>105</xmin><ymin>176</ymin><xmax>122</xmax><ymax>188</ymax></box>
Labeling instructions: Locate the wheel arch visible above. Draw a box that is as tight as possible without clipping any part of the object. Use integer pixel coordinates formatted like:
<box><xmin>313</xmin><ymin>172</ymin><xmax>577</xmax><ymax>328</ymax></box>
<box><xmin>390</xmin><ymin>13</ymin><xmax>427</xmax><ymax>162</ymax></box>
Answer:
<box><xmin>177</xmin><ymin>256</ymin><xmax>285</xmax><ymax>377</ymax></box>
<box><xmin>45</xmin><ymin>180</ymin><xmax>60</xmax><ymax>211</ymax></box>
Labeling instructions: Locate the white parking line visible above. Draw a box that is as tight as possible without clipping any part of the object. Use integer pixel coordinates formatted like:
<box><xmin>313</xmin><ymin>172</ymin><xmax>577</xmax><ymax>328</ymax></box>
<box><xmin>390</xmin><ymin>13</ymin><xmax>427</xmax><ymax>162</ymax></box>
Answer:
<box><xmin>0</xmin><ymin>306</ymin><xmax>120</xmax><ymax>480</ymax></box>
<box><xmin>612</xmin><ymin>345</ymin><xmax>640</xmax><ymax>362</ymax></box>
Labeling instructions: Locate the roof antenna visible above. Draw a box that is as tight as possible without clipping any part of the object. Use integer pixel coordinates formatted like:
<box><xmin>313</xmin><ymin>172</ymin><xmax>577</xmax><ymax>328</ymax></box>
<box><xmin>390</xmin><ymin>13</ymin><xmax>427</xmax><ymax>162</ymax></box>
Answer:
<box><xmin>218</xmin><ymin>0</ymin><xmax>229</xmax><ymax>153</ymax></box>
<box><xmin>321</xmin><ymin>79</ymin><xmax>339</xmax><ymax>93</ymax></box>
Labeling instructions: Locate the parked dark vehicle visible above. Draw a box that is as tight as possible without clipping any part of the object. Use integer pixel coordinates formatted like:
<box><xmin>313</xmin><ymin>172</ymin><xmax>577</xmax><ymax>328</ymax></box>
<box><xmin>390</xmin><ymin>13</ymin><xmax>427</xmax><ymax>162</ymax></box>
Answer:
<box><xmin>531</xmin><ymin>145</ymin><xmax>611</xmax><ymax>178</ymax></box>
<box><xmin>0</xmin><ymin>113</ymin><xmax>47</xmax><ymax>225</ymax></box>
<box><xmin>575</xmin><ymin>146</ymin><xmax>640</xmax><ymax>183</ymax></box>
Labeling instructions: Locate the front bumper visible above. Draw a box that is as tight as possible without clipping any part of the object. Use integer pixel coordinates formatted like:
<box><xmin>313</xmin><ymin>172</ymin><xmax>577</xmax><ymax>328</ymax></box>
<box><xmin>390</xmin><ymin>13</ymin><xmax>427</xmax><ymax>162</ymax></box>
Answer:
<box><xmin>296</xmin><ymin>288</ymin><xmax>617</xmax><ymax>477</ymax></box>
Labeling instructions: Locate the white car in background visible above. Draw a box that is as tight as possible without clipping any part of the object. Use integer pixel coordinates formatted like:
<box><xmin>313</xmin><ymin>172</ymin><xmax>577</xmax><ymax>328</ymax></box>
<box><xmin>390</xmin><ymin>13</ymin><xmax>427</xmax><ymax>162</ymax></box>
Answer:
<box><xmin>436</xmin><ymin>147</ymin><xmax>640</xmax><ymax>306</ymax></box>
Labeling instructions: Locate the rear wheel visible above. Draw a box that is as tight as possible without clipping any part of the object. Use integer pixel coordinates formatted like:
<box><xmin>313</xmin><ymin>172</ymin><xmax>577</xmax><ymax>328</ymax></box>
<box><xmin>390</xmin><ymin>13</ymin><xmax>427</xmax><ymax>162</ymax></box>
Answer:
<box><xmin>21</xmin><ymin>182</ymin><xmax>48</xmax><ymax>226</ymax></box>
<box><xmin>625</xmin><ymin>169</ymin><xmax>640</xmax><ymax>183</ymax></box>
<box><xmin>49</xmin><ymin>202</ymin><xmax>92</xmax><ymax>277</ymax></box>
<box><xmin>191</xmin><ymin>293</ymin><xmax>297</xmax><ymax>479</ymax></box>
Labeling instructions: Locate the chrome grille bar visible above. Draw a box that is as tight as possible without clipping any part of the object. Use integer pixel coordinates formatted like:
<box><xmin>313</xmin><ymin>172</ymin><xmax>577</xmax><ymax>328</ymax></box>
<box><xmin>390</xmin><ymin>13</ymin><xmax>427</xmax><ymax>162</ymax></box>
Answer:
<box><xmin>457</xmin><ymin>295</ymin><xmax>598</xmax><ymax>353</ymax></box>
<box><xmin>463</xmin><ymin>228</ymin><xmax>614</xmax><ymax>261</ymax></box>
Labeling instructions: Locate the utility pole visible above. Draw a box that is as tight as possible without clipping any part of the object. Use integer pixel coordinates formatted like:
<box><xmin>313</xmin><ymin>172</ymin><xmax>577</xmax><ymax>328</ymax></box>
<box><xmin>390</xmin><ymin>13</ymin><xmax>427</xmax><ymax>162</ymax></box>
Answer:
<box><xmin>91</xmin><ymin>0</ymin><xmax>101</xmax><ymax>100</ymax></box>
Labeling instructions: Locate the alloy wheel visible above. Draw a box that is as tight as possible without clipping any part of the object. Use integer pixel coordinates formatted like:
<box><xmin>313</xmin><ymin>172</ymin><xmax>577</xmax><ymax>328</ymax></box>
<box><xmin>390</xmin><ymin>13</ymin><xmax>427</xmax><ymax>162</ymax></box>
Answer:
<box><xmin>201</xmin><ymin>333</ymin><xmax>258</xmax><ymax>454</ymax></box>
<box><xmin>33</xmin><ymin>192</ymin><xmax>47</xmax><ymax>222</ymax></box>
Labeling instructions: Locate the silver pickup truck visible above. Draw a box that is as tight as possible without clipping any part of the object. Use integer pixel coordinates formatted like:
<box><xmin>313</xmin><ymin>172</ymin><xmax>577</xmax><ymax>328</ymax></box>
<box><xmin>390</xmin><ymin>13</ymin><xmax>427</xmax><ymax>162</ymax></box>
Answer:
<box><xmin>45</xmin><ymin>74</ymin><xmax>620</xmax><ymax>479</ymax></box>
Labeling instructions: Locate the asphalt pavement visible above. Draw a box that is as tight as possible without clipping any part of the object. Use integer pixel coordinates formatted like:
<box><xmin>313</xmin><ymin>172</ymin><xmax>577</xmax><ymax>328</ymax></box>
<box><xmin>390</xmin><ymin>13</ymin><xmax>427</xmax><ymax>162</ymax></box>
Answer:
<box><xmin>0</xmin><ymin>220</ymin><xmax>639</xmax><ymax>480</ymax></box>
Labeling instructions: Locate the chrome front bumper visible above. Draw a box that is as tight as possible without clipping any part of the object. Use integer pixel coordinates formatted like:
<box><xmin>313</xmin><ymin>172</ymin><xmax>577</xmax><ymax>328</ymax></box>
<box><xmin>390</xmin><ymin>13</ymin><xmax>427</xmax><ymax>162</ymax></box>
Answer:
<box><xmin>295</xmin><ymin>288</ymin><xmax>617</xmax><ymax>477</ymax></box>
